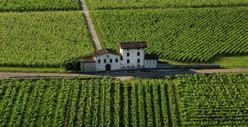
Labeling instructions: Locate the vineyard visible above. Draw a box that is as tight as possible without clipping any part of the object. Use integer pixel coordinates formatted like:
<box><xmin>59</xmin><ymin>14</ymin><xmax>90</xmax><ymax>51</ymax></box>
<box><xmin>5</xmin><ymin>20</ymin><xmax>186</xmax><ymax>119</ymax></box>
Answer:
<box><xmin>1</xmin><ymin>0</ymin><xmax>247</xmax><ymax>125</ymax></box>
<box><xmin>0</xmin><ymin>11</ymin><xmax>94</xmax><ymax>67</ymax></box>
<box><xmin>86</xmin><ymin>0</ymin><xmax>248</xmax><ymax>10</ymax></box>
<box><xmin>0</xmin><ymin>78</ymin><xmax>173</xmax><ymax>127</ymax></box>
<box><xmin>0</xmin><ymin>73</ymin><xmax>247</xmax><ymax>126</ymax></box>
<box><xmin>1</xmin><ymin>0</ymin><xmax>247</xmax><ymax>68</ymax></box>
<box><xmin>91</xmin><ymin>8</ymin><xmax>248</xmax><ymax>62</ymax></box>
<box><xmin>0</xmin><ymin>0</ymin><xmax>80</xmax><ymax>12</ymax></box>
<box><xmin>176</xmin><ymin>74</ymin><xmax>248</xmax><ymax>126</ymax></box>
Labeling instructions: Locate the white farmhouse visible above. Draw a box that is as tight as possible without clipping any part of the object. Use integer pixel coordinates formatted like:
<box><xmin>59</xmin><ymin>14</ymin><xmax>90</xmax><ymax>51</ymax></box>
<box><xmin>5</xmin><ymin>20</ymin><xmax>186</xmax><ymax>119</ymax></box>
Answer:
<box><xmin>80</xmin><ymin>42</ymin><xmax>158</xmax><ymax>72</ymax></box>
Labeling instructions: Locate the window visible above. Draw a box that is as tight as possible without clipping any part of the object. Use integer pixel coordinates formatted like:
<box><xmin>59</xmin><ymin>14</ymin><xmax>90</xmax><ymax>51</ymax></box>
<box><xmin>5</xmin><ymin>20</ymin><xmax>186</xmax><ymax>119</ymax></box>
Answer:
<box><xmin>137</xmin><ymin>65</ymin><xmax>140</xmax><ymax>67</ymax></box>
<box><xmin>127</xmin><ymin>59</ymin><xmax>130</xmax><ymax>63</ymax></box>
<box><xmin>137</xmin><ymin>48</ymin><xmax>140</xmax><ymax>50</ymax></box>
<box><xmin>104</xmin><ymin>59</ymin><xmax>106</xmax><ymax>63</ymax></box>
<box><xmin>106</xmin><ymin>55</ymin><xmax>109</xmax><ymax>58</ymax></box>
<box><xmin>110</xmin><ymin>59</ymin><xmax>112</xmax><ymax>63</ymax></box>
<box><xmin>137</xmin><ymin>59</ymin><xmax>140</xmax><ymax>63</ymax></box>
<box><xmin>115</xmin><ymin>59</ymin><xmax>118</xmax><ymax>62</ymax></box>
<box><xmin>98</xmin><ymin>59</ymin><xmax>101</xmax><ymax>63</ymax></box>
<box><xmin>137</xmin><ymin>52</ymin><xmax>140</xmax><ymax>56</ymax></box>
<box><xmin>120</xmin><ymin>56</ymin><xmax>123</xmax><ymax>60</ymax></box>
<box><xmin>127</xmin><ymin>65</ymin><xmax>129</xmax><ymax>68</ymax></box>
<box><xmin>127</xmin><ymin>52</ymin><xmax>130</xmax><ymax>57</ymax></box>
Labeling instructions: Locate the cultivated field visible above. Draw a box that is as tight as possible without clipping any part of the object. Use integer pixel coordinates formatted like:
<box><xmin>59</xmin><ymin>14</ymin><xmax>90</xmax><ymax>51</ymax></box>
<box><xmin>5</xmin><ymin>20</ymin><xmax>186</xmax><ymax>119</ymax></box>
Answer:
<box><xmin>0</xmin><ymin>78</ymin><xmax>171</xmax><ymax>127</ymax></box>
<box><xmin>0</xmin><ymin>11</ymin><xmax>94</xmax><ymax>67</ymax></box>
<box><xmin>177</xmin><ymin>74</ymin><xmax>248</xmax><ymax>126</ymax></box>
<box><xmin>86</xmin><ymin>0</ymin><xmax>248</xmax><ymax>10</ymax></box>
<box><xmin>0</xmin><ymin>0</ymin><xmax>80</xmax><ymax>12</ymax></box>
<box><xmin>91</xmin><ymin>8</ymin><xmax>248</xmax><ymax>62</ymax></box>
<box><xmin>0</xmin><ymin>74</ymin><xmax>247</xmax><ymax>126</ymax></box>
<box><xmin>1</xmin><ymin>0</ymin><xmax>247</xmax><ymax>68</ymax></box>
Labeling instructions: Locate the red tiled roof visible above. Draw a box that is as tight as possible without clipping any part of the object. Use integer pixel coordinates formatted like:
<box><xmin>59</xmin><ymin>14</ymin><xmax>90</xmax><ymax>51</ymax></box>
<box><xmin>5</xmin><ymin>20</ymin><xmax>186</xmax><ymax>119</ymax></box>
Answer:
<box><xmin>120</xmin><ymin>41</ymin><xmax>147</xmax><ymax>49</ymax></box>
<box><xmin>94</xmin><ymin>48</ymin><xmax>120</xmax><ymax>57</ymax></box>
<box><xmin>81</xmin><ymin>56</ymin><xmax>95</xmax><ymax>62</ymax></box>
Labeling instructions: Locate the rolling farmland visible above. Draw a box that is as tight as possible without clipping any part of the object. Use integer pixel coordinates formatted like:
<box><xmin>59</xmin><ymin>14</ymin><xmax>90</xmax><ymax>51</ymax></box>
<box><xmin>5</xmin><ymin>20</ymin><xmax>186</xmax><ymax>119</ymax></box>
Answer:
<box><xmin>0</xmin><ymin>11</ymin><xmax>94</xmax><ymax>67</ymax></box>
<box><xmin>0</xmin><ymin>0</ymin><xmax>80</xmax><ymax>12</ymax></box>
<box><xmin>91</xmin><ymin>8</ymin><xmax>248</xmax><ymax>62</ymax></box>
<box><xmin>0</xmin><ymin>74</ymin><xmax>247</xmax><ymax>126</ymax></box>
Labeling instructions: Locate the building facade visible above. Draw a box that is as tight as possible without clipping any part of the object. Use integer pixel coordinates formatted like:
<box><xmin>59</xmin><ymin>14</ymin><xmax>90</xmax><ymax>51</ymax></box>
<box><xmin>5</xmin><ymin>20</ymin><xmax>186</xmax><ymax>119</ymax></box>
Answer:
<box><xmin>80</xmin><ymin>42</ymin><xmax>158</xmax><ymax>72</ymax></box>
<box><xmin>95</xmin><ymin>50</ymin><xmax>121</xmax><ymax>71</ymax></box>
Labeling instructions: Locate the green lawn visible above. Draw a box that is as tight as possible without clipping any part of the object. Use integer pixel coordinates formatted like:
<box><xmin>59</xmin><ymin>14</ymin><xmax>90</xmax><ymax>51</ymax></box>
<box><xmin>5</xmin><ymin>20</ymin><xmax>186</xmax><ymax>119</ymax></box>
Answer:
<box><xmin>161</xmin><ymin>55</ymin><xmax>248</xmax><ymax>68</ymax></box>
<box><xmin>213</xmin><ymin>56</ymin><xmax>248</xmax><ymax>68</ymax></box>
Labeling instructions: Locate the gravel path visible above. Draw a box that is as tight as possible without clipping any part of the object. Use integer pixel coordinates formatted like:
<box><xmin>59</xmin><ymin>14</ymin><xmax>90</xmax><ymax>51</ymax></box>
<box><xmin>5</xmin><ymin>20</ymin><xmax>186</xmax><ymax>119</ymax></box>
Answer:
<box><xmin>79</xmin><ymin>0</ymin><xmax>102</xmax><ymax>50</ymax></box>
<box><xmin>0</xmin><ymin>68</ymin><xmax>247</xmax><ymax>80</ymax></box>
<box><xmin>0</xmin><ymin>72</ymin><xmax>86</xmax><ymax>79</ymax></box>
<box><xmin>192</xmin><ymin>68</ymin><xmax>248</xmax><ymax>73</ymax></box>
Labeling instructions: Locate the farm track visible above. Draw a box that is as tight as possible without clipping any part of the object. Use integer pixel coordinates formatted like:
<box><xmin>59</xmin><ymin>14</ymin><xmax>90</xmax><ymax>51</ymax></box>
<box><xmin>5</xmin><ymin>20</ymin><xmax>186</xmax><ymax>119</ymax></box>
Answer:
<box><xmin>79</xmin><ymin>0</ymin><xmax>102</xmax><ymax>50</ymax></box>
<box><xmin>0</xmin><ymin>68</ymin><xmax>248</xmax><ymax>79</ymax></box>
<box><xmin>193</xmin><ymin>68</ymin><xmax>248</xmax><ymax>73</ymax></box>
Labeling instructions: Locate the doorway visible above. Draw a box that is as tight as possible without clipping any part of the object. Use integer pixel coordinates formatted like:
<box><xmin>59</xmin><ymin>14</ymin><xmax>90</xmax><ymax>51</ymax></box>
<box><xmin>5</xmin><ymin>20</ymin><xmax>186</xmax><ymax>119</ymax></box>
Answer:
<box><xmin>105</xmin><ymin>64</ymin><xmax>111</xmax><ymax>71</ymax></box>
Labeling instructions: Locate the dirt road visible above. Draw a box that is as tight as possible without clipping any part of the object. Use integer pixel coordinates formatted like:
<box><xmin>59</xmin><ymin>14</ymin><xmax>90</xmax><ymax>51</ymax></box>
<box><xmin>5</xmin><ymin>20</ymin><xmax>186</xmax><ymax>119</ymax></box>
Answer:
<box><xmin>0</xmin><ymin>72</ymin><xmax>86</xmax><ymax>79</ymax></box>
<box><xmin>0</xmin><ymin>68</ymin><xmax>247</xmax><ymax>80</ymax></box>
<box><xmin>79</xmin><ymin>0</ymin><xmax>102</xmax><ymax>50</ymax></box>
<box><xmin>192</xmin><ymin>68</ymin><xmax>248</xmax><ymax>73</ymax></box>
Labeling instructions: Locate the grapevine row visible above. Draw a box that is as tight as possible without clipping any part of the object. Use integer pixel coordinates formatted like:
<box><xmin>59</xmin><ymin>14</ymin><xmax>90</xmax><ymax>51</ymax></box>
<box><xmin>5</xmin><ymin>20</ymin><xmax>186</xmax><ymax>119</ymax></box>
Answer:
<box><xmin>0</xmin><ymin>74</ymin><xmax>247</xmax><ymax>126</ymax></box>
<box><xmin>0</xmin><ymin>11</ymin><xmax>94</xmax><ymax>67</ymax></box>
<box><xmin>0</xmin><ymin>0</ymin><xmax>80</xmax><ymax>12</ymax></box>
<box><xmin>86</xmin><ymin>0</ymin><xmax>248</xmax><ymax>10</ymax></box>
<box><xmin>91</xmin><ymin>8</ymin><xmax>248</xmax><ymax>62</ymax></box>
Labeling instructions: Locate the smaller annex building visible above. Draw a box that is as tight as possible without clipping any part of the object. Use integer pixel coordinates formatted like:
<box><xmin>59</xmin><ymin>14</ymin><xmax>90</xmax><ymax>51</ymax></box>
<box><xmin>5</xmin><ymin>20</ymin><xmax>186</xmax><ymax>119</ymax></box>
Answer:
<box><xmin>80</xmin><ymin>42</ymin><xmax>158</xmax><ymax>72</ymax></box>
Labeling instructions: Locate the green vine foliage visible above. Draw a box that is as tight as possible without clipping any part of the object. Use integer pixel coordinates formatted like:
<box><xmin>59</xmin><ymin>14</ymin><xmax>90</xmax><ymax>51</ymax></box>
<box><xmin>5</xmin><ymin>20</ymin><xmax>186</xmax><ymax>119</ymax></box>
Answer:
<box><xmin>0</xmin><ymin>11</ymin><xmax>94</xmax><ymax>67</ymax></box>
<box><xmin>91</xmin><ymin>8</ymin><xmax>248</xmax><ymax>62</ymax></box>
<box><xmin>0</xmin><ymin>74</ymin><xmax>247</xmax><ymax>126</ymax></box>
<box><xmin>86</xmin><ymin>0</ymin><xmax>248</xmax><ymax>10</ymax></box>
<box><xmin>0</xmin><ymin>0</ymin><xmax>80</xmax><ymax>12</ymax></box>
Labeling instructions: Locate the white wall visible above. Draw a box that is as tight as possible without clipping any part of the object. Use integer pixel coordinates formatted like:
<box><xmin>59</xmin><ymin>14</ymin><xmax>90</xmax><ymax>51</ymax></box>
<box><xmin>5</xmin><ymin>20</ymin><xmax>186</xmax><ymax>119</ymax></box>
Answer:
<box><xmin>120</xmin><ymin>48</ymin><xmax>144</xmax><ymax>69</ymax></box>
<box><xmin>95</xmin><ymin>53</ymin><xmax>121</xmax><ymax>71</ymax></box>
<box><xmin>80</xmin><ymin>62</ymin><xmax>96</xmax><ymax>72</ymax></box>
<box><xmin>144</xmin><ymin>60</ymin><xmax>157</xmax><ymax>69</ymax></box>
